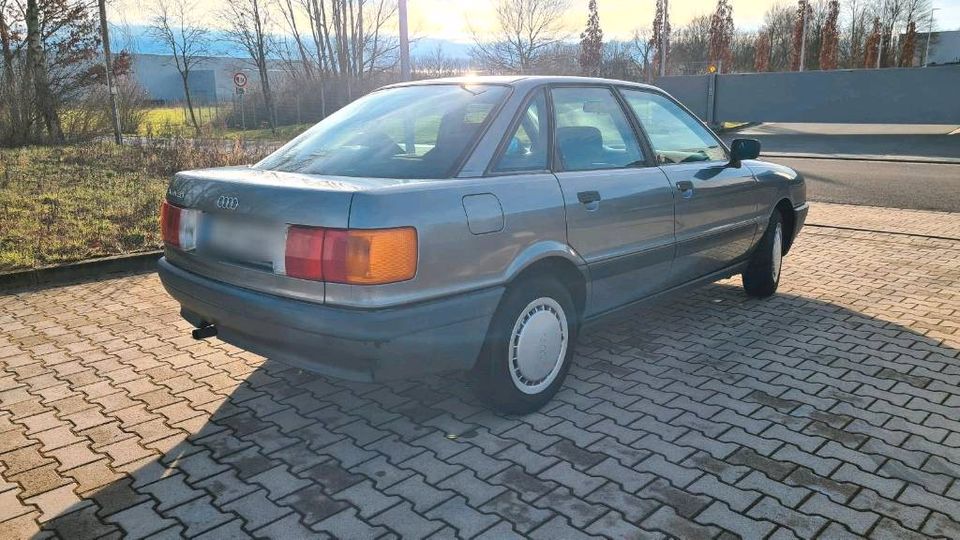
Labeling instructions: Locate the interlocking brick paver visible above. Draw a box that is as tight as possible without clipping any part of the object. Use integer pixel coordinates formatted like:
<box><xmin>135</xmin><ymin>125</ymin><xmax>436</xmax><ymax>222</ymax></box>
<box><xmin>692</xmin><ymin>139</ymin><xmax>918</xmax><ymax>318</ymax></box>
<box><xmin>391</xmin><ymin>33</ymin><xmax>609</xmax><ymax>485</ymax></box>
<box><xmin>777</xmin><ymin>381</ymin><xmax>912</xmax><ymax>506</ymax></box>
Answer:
<box><xmin>3</xmin><ymin>204</ymin><xmax>960</xmax><ymax>538</ymax></box>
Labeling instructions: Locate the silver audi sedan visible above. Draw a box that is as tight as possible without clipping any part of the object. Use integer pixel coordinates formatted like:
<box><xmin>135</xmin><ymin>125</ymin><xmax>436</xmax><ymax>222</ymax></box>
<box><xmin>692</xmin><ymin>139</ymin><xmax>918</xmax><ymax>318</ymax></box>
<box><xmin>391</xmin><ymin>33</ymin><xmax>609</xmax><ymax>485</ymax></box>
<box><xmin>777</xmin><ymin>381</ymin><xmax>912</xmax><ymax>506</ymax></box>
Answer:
<box><xmin>159</xmin><ymin>76</ymin><xmax>807</xmax><ymax>413</ymax></box>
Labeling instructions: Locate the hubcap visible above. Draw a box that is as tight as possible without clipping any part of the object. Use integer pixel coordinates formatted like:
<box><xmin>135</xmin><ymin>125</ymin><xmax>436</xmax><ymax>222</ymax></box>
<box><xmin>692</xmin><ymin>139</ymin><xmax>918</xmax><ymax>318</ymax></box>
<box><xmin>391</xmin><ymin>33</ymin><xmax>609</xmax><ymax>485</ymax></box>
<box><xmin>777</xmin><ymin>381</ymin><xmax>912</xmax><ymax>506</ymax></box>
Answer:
<box><xmin>772</xmin><ymin>222</ymin><xmax>783</xmax><ymax>282</ymax></box>
<box><xmin>509</xmin><ymin>297</ymin><xmax>568</xmax><ymax>395</ymax></box>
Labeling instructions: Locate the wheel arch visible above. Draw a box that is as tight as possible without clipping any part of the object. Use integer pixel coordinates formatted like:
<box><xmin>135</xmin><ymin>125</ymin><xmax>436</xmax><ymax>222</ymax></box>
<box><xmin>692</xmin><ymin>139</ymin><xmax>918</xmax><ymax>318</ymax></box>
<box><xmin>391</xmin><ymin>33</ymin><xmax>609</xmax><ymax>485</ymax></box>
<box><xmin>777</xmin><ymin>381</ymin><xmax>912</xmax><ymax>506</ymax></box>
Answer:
<box><xmin>773</xmin><ymin>198</ymin><xmax>796</xmax><ymax>254</ymax></box>
<box><xmin>504</xmin><ymin>244</ymin><xmax>589</xmax><ymax>319</ymax></box>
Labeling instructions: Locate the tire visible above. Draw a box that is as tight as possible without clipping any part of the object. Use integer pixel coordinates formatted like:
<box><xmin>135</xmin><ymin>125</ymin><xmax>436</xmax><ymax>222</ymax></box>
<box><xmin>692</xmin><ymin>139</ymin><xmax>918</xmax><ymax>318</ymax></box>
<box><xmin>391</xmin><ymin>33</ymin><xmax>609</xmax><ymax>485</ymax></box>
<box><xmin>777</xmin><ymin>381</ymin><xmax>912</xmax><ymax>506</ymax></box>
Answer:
<box><xmin>742</xmin><ymin>210</ymin><xmax>785</xmax><ymax>298</ymax></box>
<box><xmin>472</xmin><ymin>276</ymin><xmax>577</xmax><ymax>414</ymax></box>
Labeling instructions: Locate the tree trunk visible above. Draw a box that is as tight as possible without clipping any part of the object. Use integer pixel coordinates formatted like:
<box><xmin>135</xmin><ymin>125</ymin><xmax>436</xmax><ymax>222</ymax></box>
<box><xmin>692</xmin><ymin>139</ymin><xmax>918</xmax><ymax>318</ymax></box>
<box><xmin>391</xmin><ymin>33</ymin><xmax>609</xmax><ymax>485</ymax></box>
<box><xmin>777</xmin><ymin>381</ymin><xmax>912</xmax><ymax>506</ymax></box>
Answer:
<box><xmin>0</xmin><ymin>6</ymin><xmax>25</xmax><ymax>145</ymax></box>
<box><xmin>181</xmin><ymin>72</ymin><xmax>201</xmax><ymax>135</ymax></box>
<box><xmin>26</xmin><ymin>0</ymin><xmax>64</xmax><ymax>143</ymax></box>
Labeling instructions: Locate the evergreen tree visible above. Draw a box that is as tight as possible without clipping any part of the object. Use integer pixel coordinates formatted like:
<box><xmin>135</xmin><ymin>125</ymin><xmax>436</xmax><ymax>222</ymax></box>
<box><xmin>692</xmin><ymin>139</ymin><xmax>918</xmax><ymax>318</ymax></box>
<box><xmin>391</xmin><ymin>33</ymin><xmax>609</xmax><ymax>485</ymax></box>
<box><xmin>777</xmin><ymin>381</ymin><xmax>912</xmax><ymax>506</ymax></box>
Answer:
<box><xmin>578</xmin><ymin>0</ymin><xmax>603</xmax><ymax>76</ymax></box>
<box><xmin>899</xmin><ymin>19</ymin><xmax>917</xmax><ymax>67</ymax></box>
<box><xmin>819</xmin><ymin>0</ymin><xmax>840</xmax><ymax>70</ymax></box>
<box><xmin>708</xmin><ymin>0</ymin><xmax>734</xmax><ymax>72</ymax></box>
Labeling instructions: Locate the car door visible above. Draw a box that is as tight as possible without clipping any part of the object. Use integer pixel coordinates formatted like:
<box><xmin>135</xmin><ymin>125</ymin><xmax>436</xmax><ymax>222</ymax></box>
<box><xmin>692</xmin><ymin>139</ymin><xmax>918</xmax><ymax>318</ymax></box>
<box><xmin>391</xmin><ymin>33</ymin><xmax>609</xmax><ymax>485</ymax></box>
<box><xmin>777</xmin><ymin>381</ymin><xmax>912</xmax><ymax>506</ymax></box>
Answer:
<box><xmin>549</xmin><ymin>86</ymin><xmax>676</xmax><ymax>316</ymax></box>
<box><xmin>620</xmin><ymin>88</ymin><xmax>760</xmax><ymax>285</ymax></box>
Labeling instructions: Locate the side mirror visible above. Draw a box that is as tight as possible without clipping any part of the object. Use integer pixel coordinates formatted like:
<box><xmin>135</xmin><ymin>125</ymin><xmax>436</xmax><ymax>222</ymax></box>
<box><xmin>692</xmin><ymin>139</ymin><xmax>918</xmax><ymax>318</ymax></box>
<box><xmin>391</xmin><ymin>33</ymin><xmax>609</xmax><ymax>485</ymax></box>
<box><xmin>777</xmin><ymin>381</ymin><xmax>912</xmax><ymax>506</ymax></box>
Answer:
<box><xmin>729</xmin><ymin>138</ymin><xmax>760</xmax><ymax>167</ymax></box>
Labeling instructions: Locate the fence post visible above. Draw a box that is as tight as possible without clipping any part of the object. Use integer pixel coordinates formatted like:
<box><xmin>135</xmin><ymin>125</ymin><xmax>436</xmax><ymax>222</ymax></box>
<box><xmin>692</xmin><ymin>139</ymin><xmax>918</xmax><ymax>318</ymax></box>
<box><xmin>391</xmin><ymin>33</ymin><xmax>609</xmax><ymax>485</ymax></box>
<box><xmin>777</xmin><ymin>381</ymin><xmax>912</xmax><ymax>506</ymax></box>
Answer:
<box><xmin>706</xmin><ymin>73</ymin><xmax>717</xmax><ymax>126</ymax></box>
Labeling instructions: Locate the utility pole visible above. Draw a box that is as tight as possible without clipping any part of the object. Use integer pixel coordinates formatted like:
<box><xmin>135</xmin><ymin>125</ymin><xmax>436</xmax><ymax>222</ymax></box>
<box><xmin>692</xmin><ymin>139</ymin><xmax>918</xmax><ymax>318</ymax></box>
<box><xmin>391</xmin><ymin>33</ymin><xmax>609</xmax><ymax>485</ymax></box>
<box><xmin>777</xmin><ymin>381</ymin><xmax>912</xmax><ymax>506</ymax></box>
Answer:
<box><xmin>798</xmin><ymin>2</ymin><xmax>808</xmax><ymax>71</ymax></box>
<box><xmin>659</xmin><ymin>0</ymin><xmax>669</xmax><ymax>78</ymax></box>
<box><xmin>923</xmin><ymin>8</ymin><xmax>939</xmax><ymax>67</ymax></box>
<box><xmin>399</xmin><ymin>0</ymin><xmax>411</xmax><ymax>81</ymax></box>
<box><xmin>97</xmin><ymin>0</ymin><xmax>122</xmax><ymax>144</ymax></box>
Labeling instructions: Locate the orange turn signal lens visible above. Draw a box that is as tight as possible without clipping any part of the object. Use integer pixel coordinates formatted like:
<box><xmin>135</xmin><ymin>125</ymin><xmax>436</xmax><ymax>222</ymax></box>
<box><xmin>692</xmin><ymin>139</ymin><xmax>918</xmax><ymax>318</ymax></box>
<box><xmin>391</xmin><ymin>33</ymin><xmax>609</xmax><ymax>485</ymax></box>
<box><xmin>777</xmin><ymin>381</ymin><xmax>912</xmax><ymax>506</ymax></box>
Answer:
<box><xmin>322</xmin><ymin>227</ymin><xmax>417</xmax><ymax>285</ymax></box>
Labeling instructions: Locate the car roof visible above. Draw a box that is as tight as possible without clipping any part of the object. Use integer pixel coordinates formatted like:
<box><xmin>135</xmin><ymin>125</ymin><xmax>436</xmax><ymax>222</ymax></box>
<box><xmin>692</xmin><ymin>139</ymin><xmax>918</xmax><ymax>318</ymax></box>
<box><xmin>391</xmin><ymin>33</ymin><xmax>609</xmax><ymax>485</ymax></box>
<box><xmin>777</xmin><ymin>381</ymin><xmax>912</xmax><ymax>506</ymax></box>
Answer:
<box><xmin>382</xmin><ymin>75</ymin><xmax>662</xmax><ymax>93</ymax></box>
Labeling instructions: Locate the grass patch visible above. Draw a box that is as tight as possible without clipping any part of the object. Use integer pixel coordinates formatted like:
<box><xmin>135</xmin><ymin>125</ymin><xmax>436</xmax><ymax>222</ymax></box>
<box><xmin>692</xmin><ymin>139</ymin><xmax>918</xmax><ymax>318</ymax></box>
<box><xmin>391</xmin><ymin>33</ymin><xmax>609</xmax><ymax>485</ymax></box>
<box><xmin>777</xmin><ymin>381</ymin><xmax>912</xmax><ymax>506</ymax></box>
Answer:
<box><xmin>139</xmin><ymin>105</ymin><xmax>223</xmax><ymax>137</ymax></box>
<box><xmin>0</xmin><ymin>140</ymin><xmax>272</xmax><ymax>271</ymax></box>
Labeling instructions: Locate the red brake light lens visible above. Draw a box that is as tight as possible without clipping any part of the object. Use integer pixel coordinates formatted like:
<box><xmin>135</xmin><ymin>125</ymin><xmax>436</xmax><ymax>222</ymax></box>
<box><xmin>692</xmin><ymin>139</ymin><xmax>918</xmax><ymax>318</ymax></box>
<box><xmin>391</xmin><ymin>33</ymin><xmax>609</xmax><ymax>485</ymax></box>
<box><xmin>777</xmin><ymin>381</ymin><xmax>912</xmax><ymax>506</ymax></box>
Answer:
<box><xmin>160</xmin><ymin>200</ymin><xmax>181</xmax><ymax>247</ymax></box>
<box><xmin>285</xmin><ymin>226</ymin><xmax>325</xmax><ymax>281</ymax></box>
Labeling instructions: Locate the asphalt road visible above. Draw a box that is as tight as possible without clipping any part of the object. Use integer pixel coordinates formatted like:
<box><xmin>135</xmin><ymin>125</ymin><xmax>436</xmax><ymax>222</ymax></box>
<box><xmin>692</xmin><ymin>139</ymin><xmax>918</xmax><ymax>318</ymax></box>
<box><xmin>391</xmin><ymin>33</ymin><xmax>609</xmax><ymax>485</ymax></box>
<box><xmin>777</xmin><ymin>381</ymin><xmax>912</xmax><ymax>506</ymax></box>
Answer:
<box><xmin>768</xmin><ymin>157</ymin><xmax>960</xmax><ymax>212</ymax></box>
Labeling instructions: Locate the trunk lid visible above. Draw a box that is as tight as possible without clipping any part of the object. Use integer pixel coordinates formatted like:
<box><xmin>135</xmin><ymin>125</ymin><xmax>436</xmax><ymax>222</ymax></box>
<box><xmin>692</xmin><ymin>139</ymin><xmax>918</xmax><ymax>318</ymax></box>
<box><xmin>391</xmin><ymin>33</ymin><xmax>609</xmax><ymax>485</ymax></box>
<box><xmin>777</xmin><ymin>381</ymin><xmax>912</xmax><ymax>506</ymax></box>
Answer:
<box><xmin>164</xmin><ymin>166</ymin><xmax>408</xmax><ymax>303</ymax></box>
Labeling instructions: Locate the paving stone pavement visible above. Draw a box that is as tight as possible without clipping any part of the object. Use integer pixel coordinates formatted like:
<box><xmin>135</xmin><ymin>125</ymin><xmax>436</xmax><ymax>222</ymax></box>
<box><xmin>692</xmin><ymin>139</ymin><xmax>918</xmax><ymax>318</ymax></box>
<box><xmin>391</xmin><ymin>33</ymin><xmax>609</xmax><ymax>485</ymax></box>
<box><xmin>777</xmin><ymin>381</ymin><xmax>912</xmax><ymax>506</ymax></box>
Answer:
<box><xmin>2</xmin><ymin>203</ymin><xmax>960</xmax><ymax>539</ymax></box>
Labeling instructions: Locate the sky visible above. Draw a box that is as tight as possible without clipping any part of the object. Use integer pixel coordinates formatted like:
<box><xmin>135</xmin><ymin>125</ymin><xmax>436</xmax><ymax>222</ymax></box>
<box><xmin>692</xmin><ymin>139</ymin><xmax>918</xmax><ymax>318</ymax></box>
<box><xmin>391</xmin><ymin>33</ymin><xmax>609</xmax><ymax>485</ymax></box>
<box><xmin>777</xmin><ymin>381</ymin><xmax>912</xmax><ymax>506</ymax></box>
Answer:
<box><xmin>115</xmin><ymin>0</ymin><xmax>960</xmax><ymax>42</ymax></box>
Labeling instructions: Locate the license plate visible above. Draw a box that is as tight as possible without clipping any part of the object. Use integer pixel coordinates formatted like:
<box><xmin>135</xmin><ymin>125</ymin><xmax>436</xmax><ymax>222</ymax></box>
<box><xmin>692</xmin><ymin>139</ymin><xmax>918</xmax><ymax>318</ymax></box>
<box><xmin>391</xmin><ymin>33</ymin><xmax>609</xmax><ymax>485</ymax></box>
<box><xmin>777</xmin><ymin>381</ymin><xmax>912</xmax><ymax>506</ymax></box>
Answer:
<box><xmin>200</xmin><ymin>215</ymin><xmax>280</xmax><ymax>265</ymax></box>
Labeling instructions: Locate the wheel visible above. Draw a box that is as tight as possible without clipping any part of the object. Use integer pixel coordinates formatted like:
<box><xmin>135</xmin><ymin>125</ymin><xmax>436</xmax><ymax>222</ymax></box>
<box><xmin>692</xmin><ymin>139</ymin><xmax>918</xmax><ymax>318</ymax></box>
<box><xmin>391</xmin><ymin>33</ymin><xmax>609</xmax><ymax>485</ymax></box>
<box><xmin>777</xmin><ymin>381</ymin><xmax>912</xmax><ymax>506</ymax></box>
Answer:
<box><xmin>472</xmin><ymin>277</ymin><xmax>577</xmax><ymax>414</ymax></box>
<box><xmin>742</xmin><ymin>210</ymin><xmax>785</xmax><ymax>298</ymax></box>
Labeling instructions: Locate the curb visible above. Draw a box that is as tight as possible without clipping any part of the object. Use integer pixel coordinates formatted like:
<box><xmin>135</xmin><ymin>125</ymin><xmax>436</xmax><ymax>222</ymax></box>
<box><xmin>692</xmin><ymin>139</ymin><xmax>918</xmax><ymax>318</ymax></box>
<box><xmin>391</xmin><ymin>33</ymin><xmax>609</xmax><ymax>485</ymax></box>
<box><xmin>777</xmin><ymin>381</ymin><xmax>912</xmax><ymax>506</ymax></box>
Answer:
<box><xmin>0</xmin><ymin>251</ymin><xmax>162</xmax><ymax>292</ymax></box>
<box><xmin>762</xmin><ymin>152</ymin><xmax>960</xmax><ymax>165</ymax></box>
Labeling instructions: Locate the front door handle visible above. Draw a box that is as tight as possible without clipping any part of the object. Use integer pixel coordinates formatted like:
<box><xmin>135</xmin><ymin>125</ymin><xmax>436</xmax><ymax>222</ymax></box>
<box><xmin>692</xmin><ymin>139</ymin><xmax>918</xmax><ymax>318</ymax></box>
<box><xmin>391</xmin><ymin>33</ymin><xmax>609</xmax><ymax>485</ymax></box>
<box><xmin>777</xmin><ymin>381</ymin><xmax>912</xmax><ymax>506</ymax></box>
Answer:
<box><xmin>577</xmin><ymin>191</ymin><xmax>601</xmax><ymax>204</ymax></box>
<box><xmin>676</xmin><ymin>180</ymin><xmax>694</xmax><ymax>198</ymax></box>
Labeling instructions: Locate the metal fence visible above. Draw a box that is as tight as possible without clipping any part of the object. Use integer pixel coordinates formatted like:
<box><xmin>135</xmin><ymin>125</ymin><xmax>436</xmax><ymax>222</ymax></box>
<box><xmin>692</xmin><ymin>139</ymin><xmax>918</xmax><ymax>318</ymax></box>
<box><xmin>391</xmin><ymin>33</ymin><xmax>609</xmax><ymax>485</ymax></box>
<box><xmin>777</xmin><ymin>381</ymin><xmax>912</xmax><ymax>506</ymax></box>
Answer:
<box><xmin>656</xmin><ymin>65</ymin><xmax>960</xmax><ymax>125</ymax></box>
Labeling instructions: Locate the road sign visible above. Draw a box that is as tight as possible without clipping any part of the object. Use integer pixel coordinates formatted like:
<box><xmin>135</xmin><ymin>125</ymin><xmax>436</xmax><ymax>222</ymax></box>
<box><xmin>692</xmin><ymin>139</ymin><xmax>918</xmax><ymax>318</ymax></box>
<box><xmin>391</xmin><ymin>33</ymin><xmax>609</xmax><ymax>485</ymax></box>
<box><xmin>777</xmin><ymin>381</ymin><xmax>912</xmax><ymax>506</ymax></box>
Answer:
<box><xmin>233</xmin><ymin>72</ymin><xmax>248</xmax><ymax>88</ymax></box>
<box><xmin>236</xmin><ymin>87</ymin><xmax>245</xmax><ymax>96</ymax></box>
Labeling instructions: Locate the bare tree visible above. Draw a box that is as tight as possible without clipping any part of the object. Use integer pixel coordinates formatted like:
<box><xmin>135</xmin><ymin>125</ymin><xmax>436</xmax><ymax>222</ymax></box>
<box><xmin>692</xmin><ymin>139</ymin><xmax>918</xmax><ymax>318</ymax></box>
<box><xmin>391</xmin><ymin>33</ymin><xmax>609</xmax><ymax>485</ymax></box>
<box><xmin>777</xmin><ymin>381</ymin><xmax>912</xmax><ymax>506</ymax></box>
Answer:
<box><xmin>864</xmin><ymin>15</ymin><xmax>881</xmax><ymax>67</ymax></box>
<box><xmin>668</xmin><ymin>15</ymin><xmax>709</xmax><ymax>74</ymax></box>
<box><xmin>26</xmin><ymin>0</ymin><xmax>64</xmax><ymax>142</ymax></box>
<box><xmin>631</xmin><ymin>28</ymin><xmax>653</xmax><ymax>81</ymax></box>
<box><xmin>763</xmin><ymin>3</ymin><xmax>795</xmax><ymax>71</ymax></box>
<box><xmin>150</xmin><ymin>0</ymin><xmax>210</xmax><ymax>135</ymax></box>
<box><xmin>649</xmin><ymin>0</ymin><xmax>671</xmax><ymax>76</ymax></box>
<box><xmin>413</xmin><ymin>44</ymin><xmax>467</xmax><ymax>78</ymax></box>
<box><xmin>223</xmin><ymin>0</ymin><xmax>278</xmax><ymax>132</ymax></box>
<box><xmin>754</xmin><ymin>31</ymin><xmax>771</xmax><ymax>72</ymax></box>
<box><xmin>471</xmin><ymin>0</ymin><xmax>570</xmax><ymax>74</ymax></box>
<box><xmin>0</xmin><ymin>0</ymin><xmax>27</xmax><ymax>144</ymax></box>
<box><xmin>842</xmin><ymin>0</ymin><xmax>870</xmax><ymax>67</ymax></box>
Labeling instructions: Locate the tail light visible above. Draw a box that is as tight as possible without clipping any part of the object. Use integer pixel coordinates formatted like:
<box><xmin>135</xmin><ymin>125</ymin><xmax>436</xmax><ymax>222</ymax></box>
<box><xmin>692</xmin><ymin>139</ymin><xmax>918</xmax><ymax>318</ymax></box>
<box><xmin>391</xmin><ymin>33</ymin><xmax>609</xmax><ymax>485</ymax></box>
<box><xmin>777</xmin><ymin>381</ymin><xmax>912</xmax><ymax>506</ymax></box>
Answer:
<box><xmin>284</xmin><ymin>226</ymin><xmax>417</xmax><ymax>285</ymax></box>
<box><xmin>285</xmin><ymin>226</ymin><xmax>325</xmax><ymax>281</ymax></box>
<box><xmin>160</xmin><ymin>200</ymin><xmax>198</xmax><ymax>250</ymax></box>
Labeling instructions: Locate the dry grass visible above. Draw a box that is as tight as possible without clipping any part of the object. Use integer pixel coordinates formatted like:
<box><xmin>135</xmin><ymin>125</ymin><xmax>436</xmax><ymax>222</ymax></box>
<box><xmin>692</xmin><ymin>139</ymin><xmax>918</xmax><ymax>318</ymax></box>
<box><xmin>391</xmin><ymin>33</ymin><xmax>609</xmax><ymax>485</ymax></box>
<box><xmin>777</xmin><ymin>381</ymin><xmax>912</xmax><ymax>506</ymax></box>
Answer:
<box><xmin>0</xmin><ymin>139</ymin><xmax>273</xmax><ymax>271</ymax></box>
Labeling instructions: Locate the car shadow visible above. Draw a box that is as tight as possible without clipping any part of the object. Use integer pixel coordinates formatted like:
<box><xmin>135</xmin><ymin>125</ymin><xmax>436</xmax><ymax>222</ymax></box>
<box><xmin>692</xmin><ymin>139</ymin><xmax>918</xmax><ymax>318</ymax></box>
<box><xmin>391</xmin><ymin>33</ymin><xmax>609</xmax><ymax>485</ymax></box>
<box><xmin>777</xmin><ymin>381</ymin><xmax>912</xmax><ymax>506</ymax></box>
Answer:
<box><xmin>30</xmin><ymin>279</ymin><xmax>960</xmax><ymax>538</ymax></box>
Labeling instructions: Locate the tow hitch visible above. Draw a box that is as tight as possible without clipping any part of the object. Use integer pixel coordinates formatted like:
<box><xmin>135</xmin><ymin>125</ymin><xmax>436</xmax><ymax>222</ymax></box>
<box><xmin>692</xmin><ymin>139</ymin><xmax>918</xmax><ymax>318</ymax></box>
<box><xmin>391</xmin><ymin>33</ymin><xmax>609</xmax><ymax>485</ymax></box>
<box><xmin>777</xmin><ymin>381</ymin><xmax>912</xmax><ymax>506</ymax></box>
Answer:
<box><xmin>191</xmin><ymin>323</ymin><xmax>218</xmax><ymax>340</ymax></box>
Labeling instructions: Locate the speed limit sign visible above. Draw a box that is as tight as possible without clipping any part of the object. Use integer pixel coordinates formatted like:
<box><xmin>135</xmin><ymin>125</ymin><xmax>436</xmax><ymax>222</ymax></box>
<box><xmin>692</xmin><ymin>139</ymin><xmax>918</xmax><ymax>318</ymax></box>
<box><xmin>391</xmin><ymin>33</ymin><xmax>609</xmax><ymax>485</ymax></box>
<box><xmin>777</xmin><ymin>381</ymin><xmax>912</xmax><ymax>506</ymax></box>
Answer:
<box><xmin>233</xmin><ymin>72</ymin><xmax>248</xmax><ymax>89</ymax></box>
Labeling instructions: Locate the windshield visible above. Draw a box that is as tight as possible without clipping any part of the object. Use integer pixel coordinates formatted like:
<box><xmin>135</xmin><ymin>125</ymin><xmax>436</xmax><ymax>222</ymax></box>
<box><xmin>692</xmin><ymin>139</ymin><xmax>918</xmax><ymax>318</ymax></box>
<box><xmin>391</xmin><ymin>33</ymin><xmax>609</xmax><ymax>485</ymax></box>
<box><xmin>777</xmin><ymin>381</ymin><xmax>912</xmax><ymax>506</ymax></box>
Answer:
<box><xmin>256</xmin><ymin>84</ymin><xmax>508</xmax><ymax>179</ymax></box>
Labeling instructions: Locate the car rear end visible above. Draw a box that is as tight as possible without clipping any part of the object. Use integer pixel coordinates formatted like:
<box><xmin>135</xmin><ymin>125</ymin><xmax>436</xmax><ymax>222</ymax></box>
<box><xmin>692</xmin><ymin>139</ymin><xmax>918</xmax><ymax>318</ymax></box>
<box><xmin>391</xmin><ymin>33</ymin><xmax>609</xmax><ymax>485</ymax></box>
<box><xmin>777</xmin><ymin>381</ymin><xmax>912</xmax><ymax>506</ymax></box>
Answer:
<box><xmin>158</xmin><ymin>82</ymin><xmax>514</xmax><ymax>381</ymax></box>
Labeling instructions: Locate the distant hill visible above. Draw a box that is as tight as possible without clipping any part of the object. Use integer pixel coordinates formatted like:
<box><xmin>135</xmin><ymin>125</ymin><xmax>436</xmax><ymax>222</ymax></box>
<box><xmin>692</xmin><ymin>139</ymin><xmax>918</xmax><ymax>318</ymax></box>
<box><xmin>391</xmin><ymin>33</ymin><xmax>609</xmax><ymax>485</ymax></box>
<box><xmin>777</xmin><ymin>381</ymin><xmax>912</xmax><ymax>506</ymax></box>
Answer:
<box><xmin>111</xmin><ymin>24</ymin><xmax>474</xmax><ymax>61</ymax></box>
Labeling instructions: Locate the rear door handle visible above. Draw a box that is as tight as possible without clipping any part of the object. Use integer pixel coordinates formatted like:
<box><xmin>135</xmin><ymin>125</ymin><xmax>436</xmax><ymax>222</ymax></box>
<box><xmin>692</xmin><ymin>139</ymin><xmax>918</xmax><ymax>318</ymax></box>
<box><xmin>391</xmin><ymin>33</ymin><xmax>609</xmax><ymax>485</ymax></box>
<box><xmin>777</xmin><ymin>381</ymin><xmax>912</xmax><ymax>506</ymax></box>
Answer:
<box><xmin>577</xmin><ymin>191</ymin><xmax>601</xmax><ymax>204</ymax></box>
<box><xmin>676</xmin><ymin>181</ymin><xmax>694</xmax><ymax>198</ymax></box>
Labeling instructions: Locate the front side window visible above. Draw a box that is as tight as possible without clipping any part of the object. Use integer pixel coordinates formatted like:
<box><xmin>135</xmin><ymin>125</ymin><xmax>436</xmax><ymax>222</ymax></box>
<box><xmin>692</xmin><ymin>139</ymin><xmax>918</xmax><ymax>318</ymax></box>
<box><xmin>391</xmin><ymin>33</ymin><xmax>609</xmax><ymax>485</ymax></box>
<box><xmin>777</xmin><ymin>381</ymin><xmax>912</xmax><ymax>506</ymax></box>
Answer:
<box><xmin>551</xmin><ymin>87</ymin><xmax>644</xmax><ymax>172</ymax></box>
<box><xmin>621</xmin><ymin>89</ymin><xmax>727</xmax><ymax>164</ymax></box>
<box><xmin>491</xmin><ymin>89</ymin><xmax>549</xmax><ymax>173</ymax></box>
<box><xmin>257</xmin><ymin>84</ymin><xmax>508</xmax><ymax>179</ymax></box>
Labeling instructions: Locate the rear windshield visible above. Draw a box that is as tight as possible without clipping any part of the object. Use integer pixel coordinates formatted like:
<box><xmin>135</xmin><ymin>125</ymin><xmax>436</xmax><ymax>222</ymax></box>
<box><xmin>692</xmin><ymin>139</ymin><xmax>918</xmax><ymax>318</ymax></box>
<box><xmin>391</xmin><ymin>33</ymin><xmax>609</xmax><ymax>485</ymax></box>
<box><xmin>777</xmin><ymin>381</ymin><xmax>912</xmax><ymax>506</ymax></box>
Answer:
<box><xmin>256</xmin><ymin>84</ymin><xmax>508</xmax><ymax>179</ymax></box>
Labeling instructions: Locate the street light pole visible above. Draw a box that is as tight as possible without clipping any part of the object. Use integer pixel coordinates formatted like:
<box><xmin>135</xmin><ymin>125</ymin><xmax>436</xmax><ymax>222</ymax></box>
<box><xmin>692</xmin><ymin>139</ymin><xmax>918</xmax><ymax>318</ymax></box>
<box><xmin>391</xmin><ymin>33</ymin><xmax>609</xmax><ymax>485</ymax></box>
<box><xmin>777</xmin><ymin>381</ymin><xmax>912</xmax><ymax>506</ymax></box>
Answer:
<box><xmin>923</xmin><ymin>8</ymin><xmax>939</xmax><ymax>67</ymax></box>
<box><xmin>97</xmin><ymin>0</ymin><xmax>122</xmax><ymax>144</ymax></box>
<box><xmin>399</xmin><ymin>0</ymin><xmax>411</xmax><ymax>81</ymax></box>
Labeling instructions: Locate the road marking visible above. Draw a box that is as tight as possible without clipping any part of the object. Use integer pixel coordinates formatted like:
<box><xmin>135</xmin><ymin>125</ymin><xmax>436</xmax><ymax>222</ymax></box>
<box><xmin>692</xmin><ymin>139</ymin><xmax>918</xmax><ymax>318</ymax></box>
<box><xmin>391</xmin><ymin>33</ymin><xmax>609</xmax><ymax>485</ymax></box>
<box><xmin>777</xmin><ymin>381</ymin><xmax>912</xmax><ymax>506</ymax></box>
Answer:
<box><xmin>949</xmin><ymin>127</ymin><xmax>960</xmax><ymax>136</ymax></box>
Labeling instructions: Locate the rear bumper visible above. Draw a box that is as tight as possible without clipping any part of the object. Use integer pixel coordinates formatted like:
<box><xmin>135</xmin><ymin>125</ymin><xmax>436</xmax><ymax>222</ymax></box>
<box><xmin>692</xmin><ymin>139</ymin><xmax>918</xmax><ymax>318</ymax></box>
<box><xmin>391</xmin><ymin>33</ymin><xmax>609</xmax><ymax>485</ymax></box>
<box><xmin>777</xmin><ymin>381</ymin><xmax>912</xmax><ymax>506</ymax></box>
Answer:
<box><xmin>157</xmin><ymin>258</ymin><xmax>502</xmax><ymax>381</ymax></box>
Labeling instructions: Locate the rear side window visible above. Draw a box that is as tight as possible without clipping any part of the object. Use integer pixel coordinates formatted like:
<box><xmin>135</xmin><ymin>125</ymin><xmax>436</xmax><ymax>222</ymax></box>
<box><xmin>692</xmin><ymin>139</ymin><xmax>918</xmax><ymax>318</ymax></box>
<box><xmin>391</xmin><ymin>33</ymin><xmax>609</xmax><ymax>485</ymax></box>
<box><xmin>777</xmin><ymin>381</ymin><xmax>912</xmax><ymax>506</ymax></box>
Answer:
<box><xmin>620</xmin><ymin>89</ymin><xmax>727</xmax><ymax>164</ymax></box>
<box><xmin>492</xmin><ymin>90</ymin><xmax>549</xmax><ymax>173</ymax></box>
<box><xmin>551</xmin><ymin>87</ymin><xmax>644</xmax><ymax>171</ymax></box>
<box><xmin>256</xmin><ymin>85</ymin><xmax>508</xmax><ymax>179</ymax></box>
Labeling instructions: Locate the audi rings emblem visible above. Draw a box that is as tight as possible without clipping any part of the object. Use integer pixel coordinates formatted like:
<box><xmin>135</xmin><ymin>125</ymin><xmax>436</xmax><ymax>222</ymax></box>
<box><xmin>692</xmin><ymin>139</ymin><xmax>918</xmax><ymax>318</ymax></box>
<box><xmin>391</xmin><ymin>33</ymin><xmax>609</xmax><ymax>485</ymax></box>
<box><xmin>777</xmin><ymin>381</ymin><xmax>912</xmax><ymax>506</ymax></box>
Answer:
<box><xmin>216</xmin><ymin>196</ymin><xmax>239</xmax><ymax>210</ymax></box>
